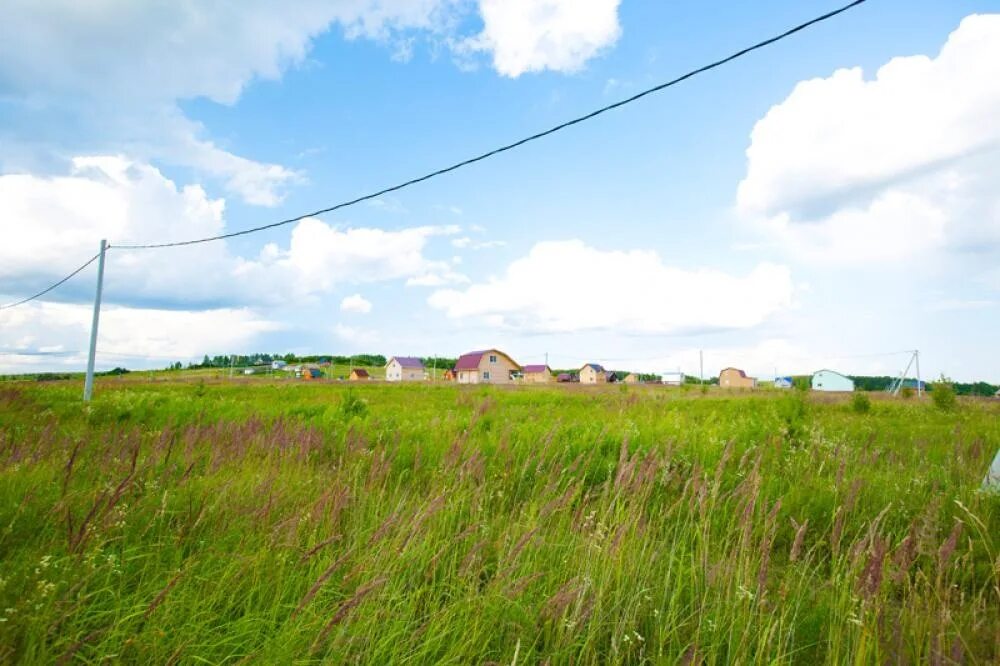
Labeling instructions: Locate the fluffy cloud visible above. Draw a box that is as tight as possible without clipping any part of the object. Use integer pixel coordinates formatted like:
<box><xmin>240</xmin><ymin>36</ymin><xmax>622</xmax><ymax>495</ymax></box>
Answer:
<box><xmin>460</xmin><ymin>0</ymin><xmax>621</xmax><ymax>77</ymax></box>
<box><xmin>737</xmin><ymin>14</ymin><xmax>1000</xmax><ymax>264</ymax></box>
<box><xmin>0</xmin><ymin>302</ymin><xmax>282</xmax><ymax>372</ymax></box>
<box><xmin>0</xmin><ymin>157</ymin><xmax>466</xmax><ymax>308</ymax></box>
<box><xmin>0</xmin><ymin>1</ymin><xmax>623</xmax><ymax>205</ymax></box>
<box><xmin>340</xmin><ymin>294</ymin><xmax>373</xmax><ymax>314</ymax></box>
<box><xmin>428</xmin><ymin>240</ymin><xmax>793</xmax><ymax>334</ymax></box>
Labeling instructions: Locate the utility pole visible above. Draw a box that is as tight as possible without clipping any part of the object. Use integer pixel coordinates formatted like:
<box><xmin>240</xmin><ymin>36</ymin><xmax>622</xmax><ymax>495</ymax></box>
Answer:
<box><xmin>699</xmin><ymin>349</ymin><xmax>704</xmax><ymax>385</ymax></box>
<box><xmin>83</xmin><ymin>239</ymin><xmax>107</xmax><ymax>402</ymax></box>
<box><xmin>545</xmin><ymin>351</ymin><xmax>549</xmax><ymax>367</ymax></box>
<box><xmin>915</xmin><ymin>349</ymin><xmax>922</xmax><ymax>398</ymax></box>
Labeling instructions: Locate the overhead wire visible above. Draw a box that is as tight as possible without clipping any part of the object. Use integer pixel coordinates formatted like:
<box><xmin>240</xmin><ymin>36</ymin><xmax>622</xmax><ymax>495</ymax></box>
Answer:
<box><xmin>0</xmin><ymin>252</ymin><xmax>102</xmax><ymax>310</ymax></box>
<box><xmin>113</xmin><ymin>0</ymin><xmax>869</xmax><ymax>250</ymax></box>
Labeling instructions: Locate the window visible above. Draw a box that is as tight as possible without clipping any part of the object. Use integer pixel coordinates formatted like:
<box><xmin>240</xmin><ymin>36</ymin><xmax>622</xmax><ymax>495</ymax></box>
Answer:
<box><xmin>489</xmin><ymin>354</ymin><xmax>497</xmax><ymax>363</ymax></box>
<box><xmin>483</xmin><ymin>371</ymin><xmax>491</xmax><ymax>380</ymax></box>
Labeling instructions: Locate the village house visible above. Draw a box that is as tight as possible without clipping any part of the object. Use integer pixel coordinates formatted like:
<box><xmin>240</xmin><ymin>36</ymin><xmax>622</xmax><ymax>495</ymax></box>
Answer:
<box><xmin>624</xmin><ymin>373</ymin><xmax>641</xmax><ymax>384</ymax></box>
<box><xmin>521</xmin><ymin>364</ymin><xmax>553</xmax><ymax>383</ymax></box>
<box><xmin>719</xmin><ymin>367</ymin><xmax>756</xmax><ymax>389</ymax></box>
<box><xmin>556</xmin><ymin>373</ymin><xmax>574</xmax><ymax>383</ymax></box>
<box><xmin>660</xmin><ymin>371</ymin><xmax>685</xmax><ymax>386</ymax></box>
<box><xmin>454</xmin><ymin>349</ymin><xmax>520</xmax><ymax>384</ymax></box>
<box><xmin>349</xmin><ymin>368</ymin><xmax>370</xmax><ymax>381</ymax></box>
<box><xmin>579</xmin><ymin>363</ymin><xmax>608</xmax><ymax>384</ymax></box>
<box><xmin>385</xmin><ymin>356</ymin><xmax>426</xmax><ymax>382</ymax></box>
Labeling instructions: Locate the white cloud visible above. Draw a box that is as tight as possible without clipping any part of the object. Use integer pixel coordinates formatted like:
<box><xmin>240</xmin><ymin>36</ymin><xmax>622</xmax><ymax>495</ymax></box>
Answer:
<box><xmin>459</xmin><ymin>0</ymin><xmax>621</xmax><ymax>77</ymax></box>
<box><xmin>340</xmin><ymin>294</ymin><xmax>373</xmax><ymax>314</ymax></box>
<box><xmin>0</xmin><ymin>302</ymin><xmax>282</xmax><ymax>372</ymax></box>
<box><xmin>451</xmin><ymin>236</ymin><xmax>506</xmax><ymax>249</ymax></box>
<box><xmin>333</xmin><ymin>323</ymin><xmax>380</xmax><ymax>346</ymax></box>
<box><xmin>428</xmin><ymin>240</ymin><xmax>794</xmax><ymax>334</ymax></box>
<box><xmin>0</xmin><ymin>157</ymin><xmax>467</xmax><ymax>307</ymax></box>
<box><xmin>0</xmin><ymin>1</ymin><xmax>623</xmax><ymax>204</ymax></box>
<box><xmin>737</xmin><ymin>14</ymin><xmax>1000</xmax><ymax>265</ymax></box>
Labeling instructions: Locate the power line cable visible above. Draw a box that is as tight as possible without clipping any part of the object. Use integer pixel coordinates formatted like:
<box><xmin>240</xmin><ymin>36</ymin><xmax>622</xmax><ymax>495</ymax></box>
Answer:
<box><xmin>114</xmin><ymin>0</ymin><xmax>868</xmax><ymax>250</ymax></box>
<box><xmin>0</xmin><ymin>252</ymin><xmax>102</xmax><ymax>310</ymax></box>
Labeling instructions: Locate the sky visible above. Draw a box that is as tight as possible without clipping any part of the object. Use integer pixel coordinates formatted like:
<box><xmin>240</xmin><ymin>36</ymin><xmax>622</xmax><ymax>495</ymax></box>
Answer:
<box><xmin>1</xmin><ymin>0</ymin><xmax>998</xmax><ymax>382</ymax></box>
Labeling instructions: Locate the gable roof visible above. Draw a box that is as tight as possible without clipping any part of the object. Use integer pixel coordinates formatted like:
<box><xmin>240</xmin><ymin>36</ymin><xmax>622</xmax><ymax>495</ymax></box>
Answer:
<box><xmin>454</xmin><ymin>349</ymin><xmax>520</xmax><ymax>371</ymax></box>
<box><xmin>581</xmin><ymin>363</ymin><xmax>605</xmax><ymax>372</ymax></box>
<box><xmin>522</xmin><ymin>364</ymin><xmax>550</xmax><ymax>374</ymax></box>
<box><xmin>720</xmin><ymin>367</ymin><xmax>748</xmax><ymax>378</ymax></box>
<box><xmin>389</xmin><ymin>356</ymin><xmax>424</xmax><ymax>369</ymax></box>
<box><xmin>351</xmin><ymin>368</ymin><xmax>370</xmax><ymax>377</ymax></box>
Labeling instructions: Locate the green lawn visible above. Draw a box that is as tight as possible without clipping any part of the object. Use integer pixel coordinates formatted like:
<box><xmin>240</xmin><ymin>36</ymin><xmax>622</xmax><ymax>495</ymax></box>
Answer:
<box><xmin>0</xmin><ymin>380</ymin><xmax>997</xmax><ymax>663</ymax></box>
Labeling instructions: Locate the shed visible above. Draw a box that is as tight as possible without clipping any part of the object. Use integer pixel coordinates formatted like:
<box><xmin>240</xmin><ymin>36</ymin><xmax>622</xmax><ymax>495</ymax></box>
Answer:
<box><xmin>624</xmin><ymin>373</ymin><xmax>641</xmax><ymax>384</ymax></box>
<box><xmin>774</xmin><ymin>376</ymin><xmax>793</xmax><ymax>389</ymax></box>
<box><xmin>521</xmin><ymin>364</ymin><xmax>553</xmax><ymax>383</ymax></box>
<box><xmin>302</xmin><ymin>367</ymin><xmax>323</xmax><ymax>380</ymax></box>
<box><xmin>349</xmin><ymin>368</ymin><xmax>371</xmax><ymax>381</ymax></box>
<box><xmin>811</xmin><ymin>369</ymin><xmax>854</xmax><ymax>392</ymax></box>
<box><xmin>442</xmin><ymin>368</ymin><xmax>457</xmax><ymax>381</ymax></box>
<box><xmin>556</xmin><ymin>373</ymin><xmax>573</xmax><ymax>383</ymax></box>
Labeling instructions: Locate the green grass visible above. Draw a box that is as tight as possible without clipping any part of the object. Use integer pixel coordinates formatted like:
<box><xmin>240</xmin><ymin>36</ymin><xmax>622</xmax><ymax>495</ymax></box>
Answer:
<box><xmin>0</xmin><ymin>380</ymin><xmax>997</xmax><ymax>664</ymax></box>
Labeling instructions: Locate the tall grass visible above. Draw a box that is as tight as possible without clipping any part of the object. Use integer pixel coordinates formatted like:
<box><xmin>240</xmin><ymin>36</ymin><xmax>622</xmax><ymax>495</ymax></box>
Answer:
<box><xmin>0</xmin><ymin>382</ymin><xmax>997</xmax><ymax>663</ymax></box>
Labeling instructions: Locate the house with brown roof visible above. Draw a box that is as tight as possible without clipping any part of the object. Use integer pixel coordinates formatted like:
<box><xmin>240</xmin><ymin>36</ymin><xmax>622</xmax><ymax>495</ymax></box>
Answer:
<box><xmin>454</xmin><ymin>349</ymin><xmax>520</xmax><ymax>384</ymax></box>
<box><xmin>556</xmin><ymin>373</ymin><xmax>574</xmax><ymax>383</ymax></box>
<box><xmin>579</xmin><ymin>363</ymin><xmax>607</xmax><ymax>384</ymax></box>
<box><xmin>349</xmin><ymin>368</ymin><xmax>371</xmax><ymax>381</ymax></box>
<box><xmin>521</xmin><ymin>364</ymin><xmax>553</xmax><ymax>383</ymax></box>
<box><xmin>385</xmin><ymin>356</ymin><xmax>426</xmax><ymax>382</ymax></box>
<box><xmin>719</xmin><ymin>367</ymin><xmax>756</xmax><ymax>389</ymax></box>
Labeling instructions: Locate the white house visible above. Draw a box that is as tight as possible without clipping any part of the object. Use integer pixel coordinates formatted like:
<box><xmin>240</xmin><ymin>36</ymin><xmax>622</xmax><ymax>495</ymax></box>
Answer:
<box><xmin>271</xmin><ymin>360</ymin><xmax>287</xmax><ymax>370</ymax></box>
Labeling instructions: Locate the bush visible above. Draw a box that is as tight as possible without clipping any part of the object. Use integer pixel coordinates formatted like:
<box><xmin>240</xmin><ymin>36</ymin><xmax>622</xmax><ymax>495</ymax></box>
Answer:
<box><xmin>931</xmin><ymin>376</ymin><xmax>957</xmax><ymax>411</ymax></box>
<box><xmin>900</xmin><ymin>387</ymin><xmax>914</xmax><ymax>400</ymax></box>
<box><xmin>851</xmin><ymin>391</ymin><xmax>871</xmax><ymax>414</ymax></box>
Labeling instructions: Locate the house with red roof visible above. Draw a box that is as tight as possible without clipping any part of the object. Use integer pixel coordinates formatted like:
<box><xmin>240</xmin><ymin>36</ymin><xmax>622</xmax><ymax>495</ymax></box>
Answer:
<box><xmin>454</xmin><ymin>349</ymin><xmax>520</xmax><ymax>384</ymax></box>
<box><xmin>385</xmin><ymin>356</ymin><xmax>426</xmax><ymax>382</ymax></box>
<box><xmin>349</xmin><ymin>368</ymin><xmax>371</xmax><ymax>381</ymax></box>
<box><xmin>521</xmin><ymin>364</ymin><xmax>553</xmax><ymax>384</ymax></box>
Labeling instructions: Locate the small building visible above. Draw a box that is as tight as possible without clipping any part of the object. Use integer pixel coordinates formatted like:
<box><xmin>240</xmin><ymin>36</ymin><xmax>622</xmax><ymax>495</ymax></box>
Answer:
<box><xmin>556</xmin><ymin>373</ymin><xmax>573</xmax><ymax>383</ymax></box>
<box><xmin>385</xmin><ymin>356</ymin><xmax>426</xmax><ymax>382</ymax></box>
<box><xmin>454</xmin><ymin>349</ymin><xmax>521</xmax><ymax>384</ymax></box>
<box><xmin>661</xmin><ymin>372</ymin><xmax>685</xmax><ymax>386</ymax></box>
<box><xmin>720</xmin><ymin>367</ymin><xmax>756</xmax><ymax>389</ymax></box>
<box><xmin>624</xmin><ymin>373</ymin><xmax>641</xmax><ymax>384</ymax></box>
<box><xmin>811</xmin><ymin>369</ymin><xmax>854</xmax><ymax>392</ymax></box>
<box><xmin>302</xmin><ymin>367</ymin><xmax>323</xmax><ymax>380</ymax></box>
<box><xmin>349</xmin><ymin>368</ymin><xmax>371</xmax><ymax>381</ymax></box>
<box><xmin>579</xmin><ymin>363</ymin><xmax>607</xmax><ymax>384</ymax></box>
<box><xmin>774</xmin><ymin>376</ymin><xmax>793</xmax><ymax>389</ymax></box>
<box><xmin>521</xmin><ymin>364</ymin><xmax>553</xmax><ymax>383</ymax></box>
<box><xmin>243</xmin><ymin>367</ymin><xmax>257</xmax><ymax>376</ymax></box>
<box><xmin>271</xmin><ymin>360</ymin><xmax>287</xmax><ymax>370</ymax></box>
<box><xmin>442</xmin><ymin>368</ymin><xmax>457</xmax><ymax>382</ymax></box>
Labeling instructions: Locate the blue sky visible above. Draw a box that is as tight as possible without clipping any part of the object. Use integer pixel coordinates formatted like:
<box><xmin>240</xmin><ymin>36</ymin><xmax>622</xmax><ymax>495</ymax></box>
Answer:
<box><xmin>1</xmin><ymin>0</ymin><xmax>998</xmax><ymax>381</ymax></box>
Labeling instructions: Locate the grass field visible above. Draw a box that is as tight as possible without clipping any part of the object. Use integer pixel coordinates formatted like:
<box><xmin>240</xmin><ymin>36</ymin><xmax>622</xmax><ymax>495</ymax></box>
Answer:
<box><xmin>0</xmin><ymin>379</ymin><xmax>998</xmax><ymax>664</ymax></box>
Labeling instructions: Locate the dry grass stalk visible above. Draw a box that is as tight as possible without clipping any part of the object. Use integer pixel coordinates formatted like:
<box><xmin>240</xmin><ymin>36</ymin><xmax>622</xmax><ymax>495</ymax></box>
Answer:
<box><xmin>293</xmin><ymin>549</ymin><xmax>355</xmax><ymax>618</ymax></box>
<box><xmin>145</xmin><ymin>570</ymin><xmax>185</xmax><ymax>618</ymax></box>
<box><xmin>789</xmin><ymin>518</ymin><xmax>808</xmax><ymax>563</ymax></box>
<box><xmin>311</xmin><ymin>576</ymin><xmax>388</xmax><ymax>653</ymax></box>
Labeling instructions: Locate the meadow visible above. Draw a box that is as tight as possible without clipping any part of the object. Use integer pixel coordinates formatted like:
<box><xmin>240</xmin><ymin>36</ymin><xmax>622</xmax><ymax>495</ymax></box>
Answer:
<box><xmin>0</xmin><ymin>379</ymin><xmax>997</xmax><ymax>664</ymax></box>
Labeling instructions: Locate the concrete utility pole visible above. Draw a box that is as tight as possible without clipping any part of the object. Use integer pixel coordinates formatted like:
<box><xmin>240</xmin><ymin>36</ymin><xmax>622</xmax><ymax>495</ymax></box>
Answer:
<box><xmin>699</xmin><ymin>350</ymin><xmax>704</xmax><ymax>385</ymax></box>
<box><xmin>83</xmin><ymin>239</ymin><xmax>107</xmax><ymax>402</ymax></box>
<box><xmin>915</xmin><ymin>349</ymin><xmax>922</xmax><ymax>397</ymax></box>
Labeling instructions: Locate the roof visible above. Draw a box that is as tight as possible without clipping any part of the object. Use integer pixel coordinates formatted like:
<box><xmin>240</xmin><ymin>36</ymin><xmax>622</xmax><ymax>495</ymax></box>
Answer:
<box><xmin>581</xmin><ymin>363</ymin><xmax>605</xmax><ymax>372</ymax></box>
<box><xmin>389</xmin><ymin>356</ymin><xmax>424</xmax><ymax>369</ymax></box>
<box><xmin>812</xmin><ymin>369</ymin><xmax>850</xmax><ymax>379</ymax></box>
<box><xmin>455</xmin><ymin>350</ymin><xmax>487</xmax><ymax>370</ymax></box>
<box><xmin>351</xmin><ymin>368</ymin><xmax>370</xmax><ymax>377</ymax></box>
<box><xmin>556</xmin><ymin>373</ymin><xmax>572</xmax><ymax>380</ymax></box>
<box><xmin>522</xmin><ymin>364</ymin><xmax>550</xmax><ymax>373</ymax></box>
<box><xmin>454</xmin><ymin>349</ymin><xmax>520</xmax><ymax>371</ymax></box>
<box><xmin>720</xmin><ymin>367</ymin><xmax>748</xmax><ymax>378</ymax></box>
